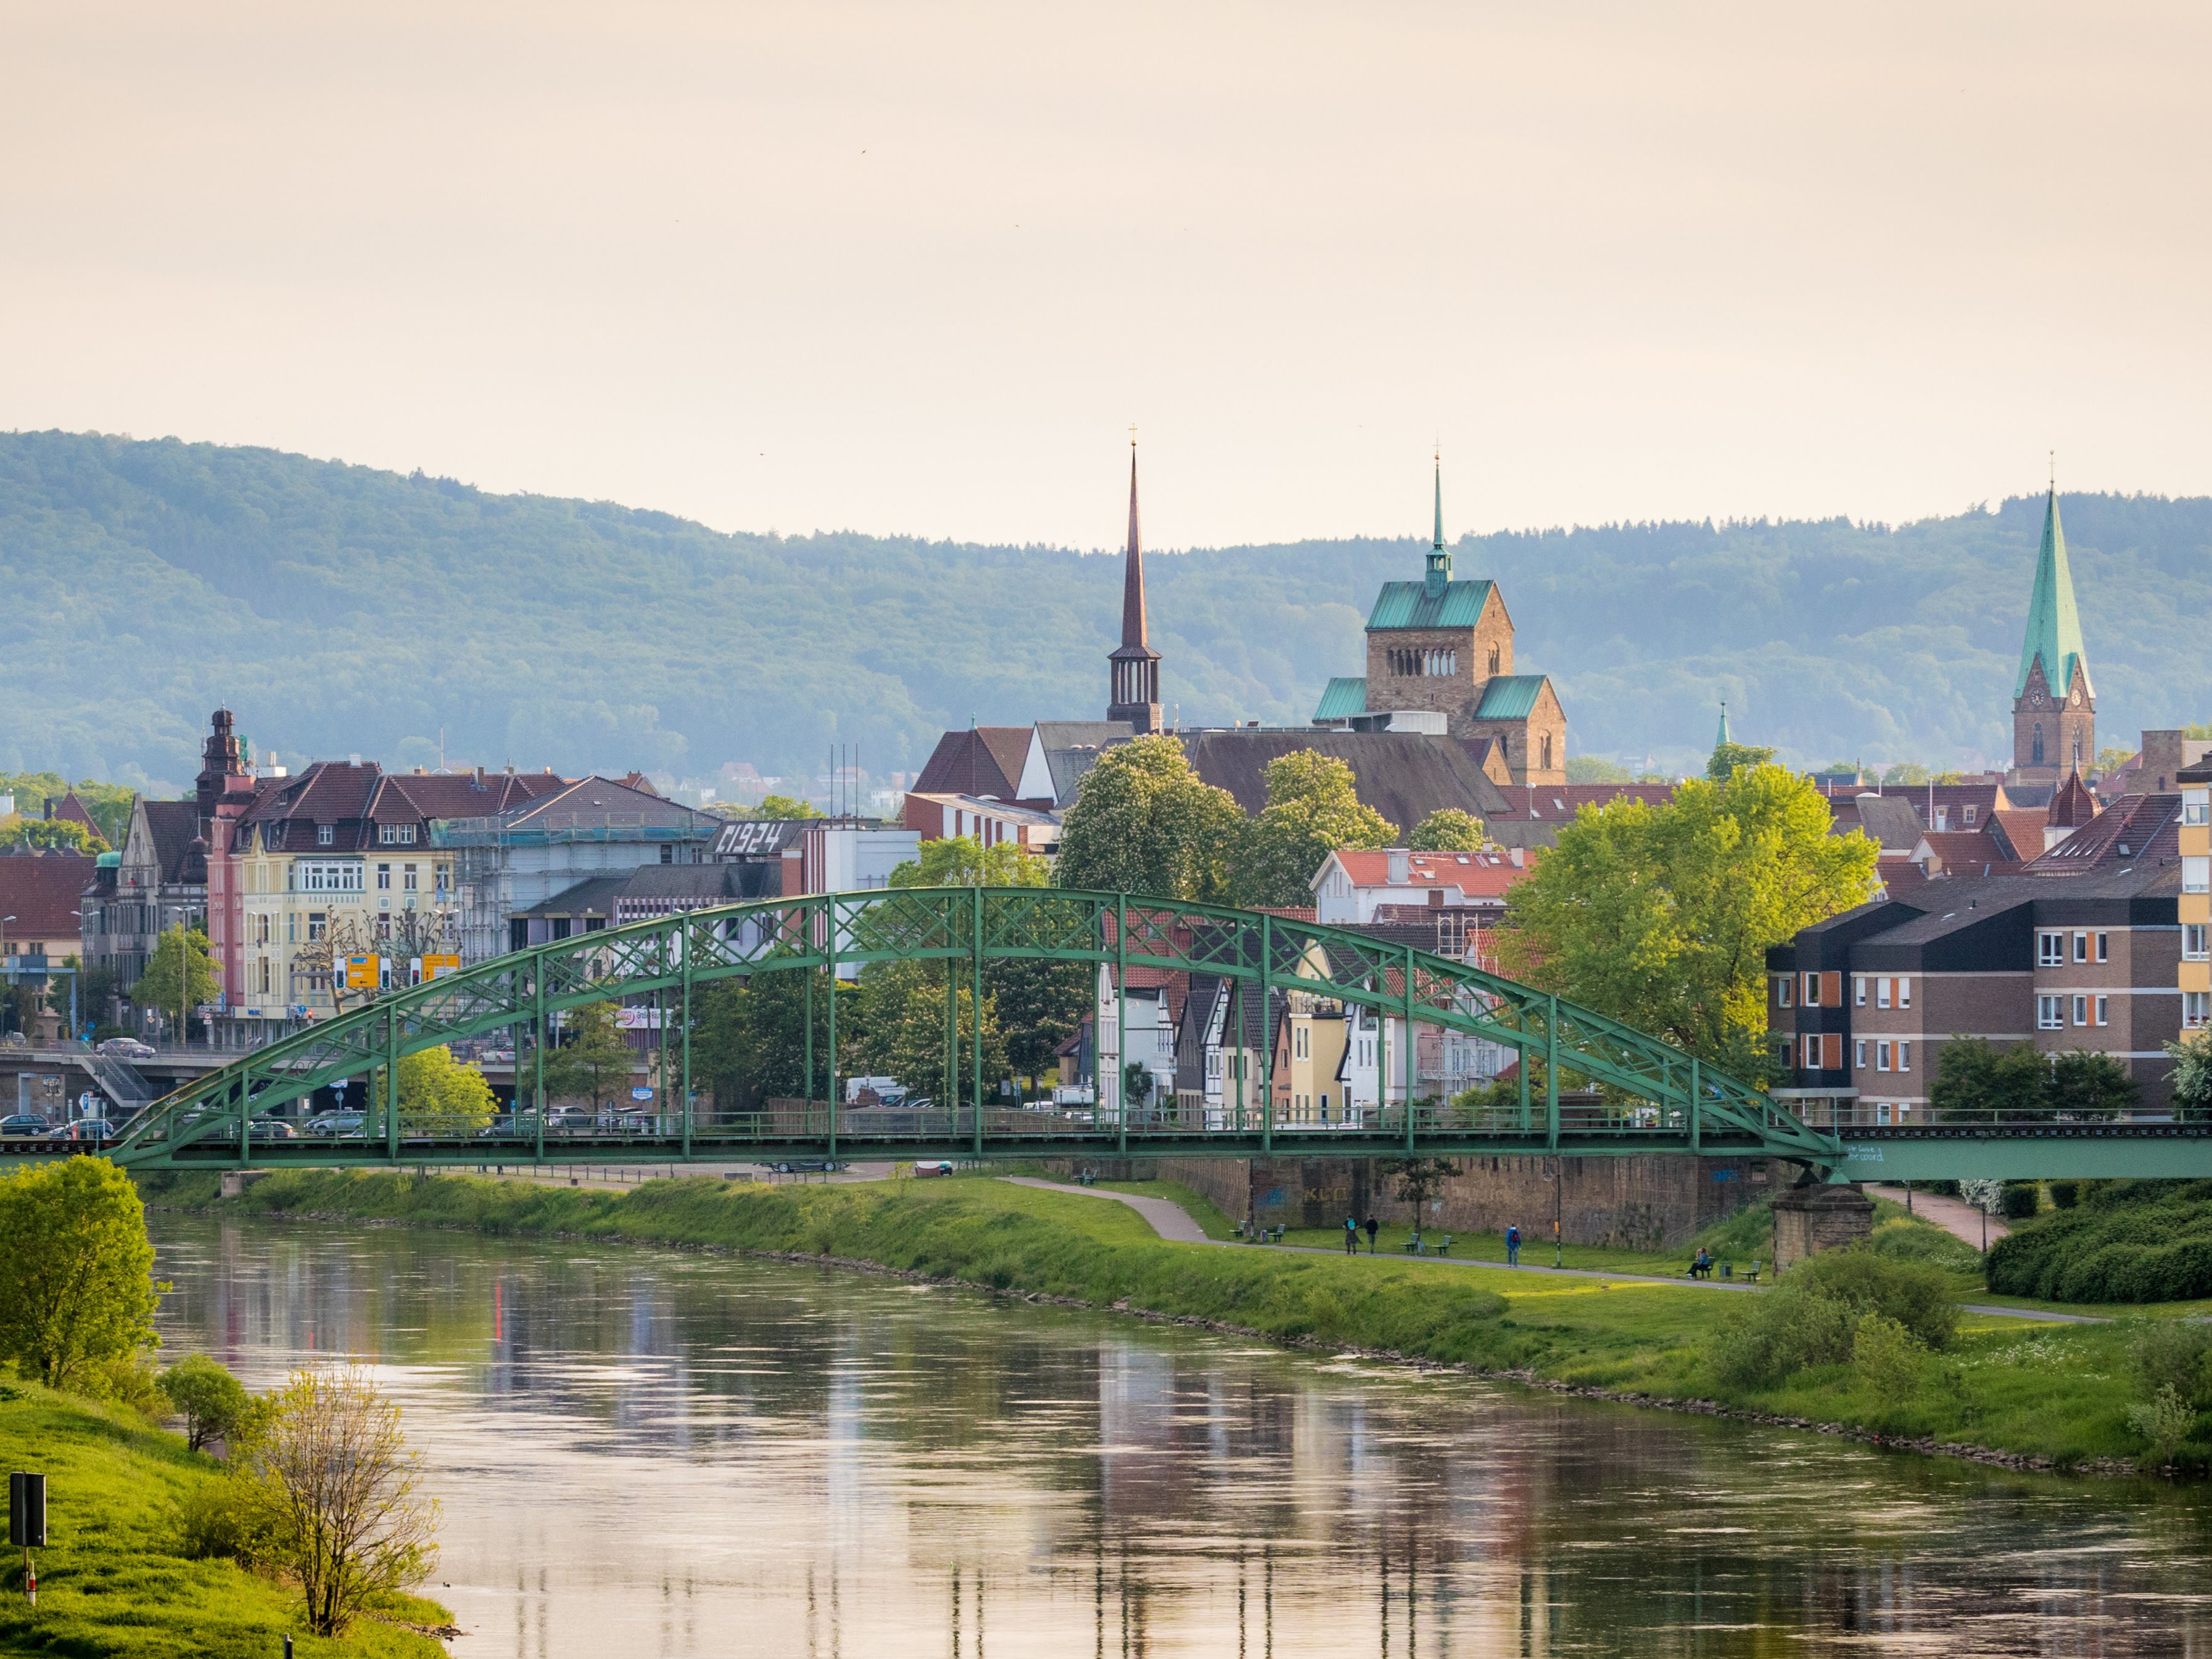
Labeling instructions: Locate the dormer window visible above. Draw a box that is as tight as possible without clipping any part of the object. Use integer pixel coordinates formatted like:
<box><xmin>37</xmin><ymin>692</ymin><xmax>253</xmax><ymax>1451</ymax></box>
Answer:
<box><xmin>316</xmin><ymin>823</ymin><xmax>334</xmax><ymax>847</ymax></box>
<box><xmin>378</xmin><ymin>823</ymin><xmax>417</xmax><ymax>846</ymax></box>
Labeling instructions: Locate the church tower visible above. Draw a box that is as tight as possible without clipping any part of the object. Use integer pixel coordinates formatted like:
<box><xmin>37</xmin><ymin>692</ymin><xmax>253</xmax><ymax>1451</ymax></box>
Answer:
<box><xmin>1106</xmin><ymin>441</ymin><xmax>1162</xmax><ymax>735</ymax></box>
<box><xmin>2010</xmin><ymin>482</ymin><xmax>2095</xmax><ymax>783</ymax></box>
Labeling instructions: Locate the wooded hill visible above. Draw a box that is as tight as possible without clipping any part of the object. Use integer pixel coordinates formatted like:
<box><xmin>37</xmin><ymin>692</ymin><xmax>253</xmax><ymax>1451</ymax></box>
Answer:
<box><xmin>4</xmin><ymin>429</ymin><xmax>2208</xmax><ymax>790</ymax></box>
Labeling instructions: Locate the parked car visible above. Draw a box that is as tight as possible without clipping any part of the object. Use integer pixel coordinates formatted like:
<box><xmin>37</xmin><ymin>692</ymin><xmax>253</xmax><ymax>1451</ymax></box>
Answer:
<box><xmin>305</xmin><ymin>1113</ymin><xmax>366</xmax><ymax>1136</ymax></box>
<box><xmin>772</xmin><ymin>1159</ymin><xmax>846</xmax><ymax>1174</ymax></box>
<box><xmin>912</xmin><ymin>1160</ymin><xmax>955</xmax><ymax>1178</ymax></box>
<box><xmin>46</xmin><ymin>1120</ymin><xmax>115</xmax><ymax>1141</ymax></box>
<box><xmin>96</xmin><ymin>1037</ymin><xmax>158</xmax><ymax>1059</ymax></box>
<box><xmin>0</xmin><ymin>1113</ymin><xmax>51</xmax><ymax>1136</ymax></box>
<box><xmin>220</xmin><ymin>1120</ymin><xmax>297</xmax><ymax>1142</ymax></box>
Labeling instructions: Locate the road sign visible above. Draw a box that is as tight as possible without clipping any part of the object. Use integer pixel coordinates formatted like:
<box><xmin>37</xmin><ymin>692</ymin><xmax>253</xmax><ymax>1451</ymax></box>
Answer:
<box><xmin>421</xmin><ymin>954</ymin><xmax>461</xmax><ymax>980</ymax></box>
<box><xmin>630</xmin><ymin>1087</ymin><xmax>654</xmax><ymax>1101</ymax></box>
<box><xmin>344</xmin><ymin>955</ymin><xmax>379</xmax><ymax>989</ymax></box>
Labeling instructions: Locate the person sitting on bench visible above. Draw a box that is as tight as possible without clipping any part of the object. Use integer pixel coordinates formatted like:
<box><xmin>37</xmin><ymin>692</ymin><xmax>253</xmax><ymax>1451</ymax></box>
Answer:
<box><xmin>1689</xmin><ymin>1247</ymin><xmax>1714</xmax><ymax>1279</ymax></box>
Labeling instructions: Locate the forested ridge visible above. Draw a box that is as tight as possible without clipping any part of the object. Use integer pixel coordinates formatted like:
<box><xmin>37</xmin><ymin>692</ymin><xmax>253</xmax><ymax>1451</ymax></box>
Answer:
<box><xmin>5</xmin><ymin>429</ymin><xmax>2209</xmax><ymax>789</ymax></box>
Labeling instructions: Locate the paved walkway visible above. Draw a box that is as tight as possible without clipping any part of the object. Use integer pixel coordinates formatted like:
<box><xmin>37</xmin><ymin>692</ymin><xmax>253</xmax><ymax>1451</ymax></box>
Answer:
<box><xmin>1001</xmin><ymin>1175</ymin><xmax>1213</xmax><ymax>1242</ymax></box>
<box><xmin>1867</xmin><ymin>1184</ymin><xmax>2008</xmax><ymax>1246</ymax></box>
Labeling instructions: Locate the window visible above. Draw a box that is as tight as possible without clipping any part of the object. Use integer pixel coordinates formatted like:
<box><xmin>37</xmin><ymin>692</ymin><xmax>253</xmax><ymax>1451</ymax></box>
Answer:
<box><xmin>1876</xmin><ymin>978</ymin><xmax>1891</xmax><ymax>1010</ymax></box>
<box><xmin>2187</xmin><ymin>858</ymin><xmax>2210</xmax><ymax>895</ymax></box>
<box><xmin>378</xmin><ymin>823</ymin><xmax>417</xmax><ymax>846</ymax></box>
<box><xmin>403</xmin><ymin>865</ymin><xmax>418</xmax><ymax>892</ymax></box>
<box><xmin>377</xmin><ymin>863</ymin><xmax>391</xmax><ymax>891</ymax></box>
<box><xmin>2188</xmin><ymin>924</ymin><xmax>2209</xmax><ymax>961</ymax></box>
<box><xmin>307</xmin><ymin>912</ymin><xmax>327</xmax><ymax>942</ymax></box>
<box><xmin>1803</xmin><ymin>972</ymin><xmax>1820</xmax><ymax>1006</ymax></box>
<box><xmin>316</xmin><ymin>823</ymin><xmax>334</xmax><ymax>847</ymax></box>
<box><xmin>1933</xmin><ymin>807</ymin><xmax>1949</xmax><ymax>831</ymax></box>
<box><xmin>286</xmin><ymin>913</ymin><xmax>297</xmax><ymax>944</ymax></box>
<box><xmin>1898</xmin><ymin>977</ymin><xmax>1910</xmax><ymax>1008</ymax></box>
<box><xmin>2038</xmin><ymin>932</ymin><xmax>2066</xmax><ymax>966</ymax></box>
<box><xmin>254</xmin><ymin>913</ymin><xmax>270</xmax><ymax>945</ymax></box>
<box><xmin>2095</xmin><ymin>996</ymin><xmax>2109</xmax><ymax>1027</ymax></box>
<box><xmin>1854</xmin><ymin>976</ymin><xmax>1866</xmax><ymax>1007</ymax></box>
<box><xmin>1541</xmin><ymin>735</ymin><xmax>1553</xmax><ymax>772</ymax></box>
<box><xmin>1802</xmin><ymin>1034</ymin><xmax>1821</xmax><ymax>1069</ymax></box>
<box><xmin>2189</xmin><ymin>992</ymin><xmax>2211</xmax><ymax>1030</ymax></box>
<box><xmin>2073</xmin><ymin>995</ymin><xmax>2089</xmax><ymax>1026</ymax></box>
<box><xmin>1776</xmin><ymin>976</ymin><xmax>1793</xmax><ymax>1008</ymax></box>
<box><xmin>1898</xmin><ymin>1042</ymin><xmax>1911</xmax><ymax>1072</ymax></box>
<box><xmin>1854</xmin><ymin>1039</ymin><xmax>1867</xmax><ymax>1069</ymax></box>
<box><xmin>2038</xmin><ymin>995</ymin><xmax>2065</xmax><ymax>1030</ymax></box>
<box><xmin>2074</xmin><ymin>932</ymin><xmax>2089</xmax><ymax>963</ymax></box>
<box><xmin>1963</xmin><ymin>805</ymin><xmax>1977</xmax><ymax>826</ymax></box>
<box><xmin>435</xmin><ymin>865</ymin><xmax>451</xmax><ymax>902</ymax></box>
<box><xmin>294</xmin><ymin>860</ymin><xmax>363</xmax><ymax>893</ymax></box>
<box><xmin>2096</xmin><ymin>932</ymin><xmax>2109</xmax><ymax>964</ymax></box>
<box><xmin>1876</xmin><ymin>1041</ymin><xmax>1892</xmax><ymax>1072</ymax></box>
<box><xmin>2187</xmin><ymin>788</ymin><xmax>2210</xmax><ymax>828</ymax></box>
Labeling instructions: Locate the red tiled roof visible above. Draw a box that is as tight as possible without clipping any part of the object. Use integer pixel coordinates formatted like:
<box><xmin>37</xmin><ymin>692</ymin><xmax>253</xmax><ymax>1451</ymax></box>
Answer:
<box><xmin>1322</xmin><ymin>848</ymin><xmax>1526</xmax><ymax>899</ymax></box>
<box><xmin>913</xmin><ymin>728</ymin><xmax>1034</xmax><ymax>800</ymax></box>
<box><xmin>1988</xmin><ymin>809</ymin><xmax>2049</xmax><ymax>862</ymax></box>
<box><xmin>1913</xmin><ymin>830</ymin><xmax>2023</xmax><ymax>878</ymax></box>
<box><xmin>0</xmin><ymin>851</ymin><xmax>99</xmax><ymax>939</ymax></box>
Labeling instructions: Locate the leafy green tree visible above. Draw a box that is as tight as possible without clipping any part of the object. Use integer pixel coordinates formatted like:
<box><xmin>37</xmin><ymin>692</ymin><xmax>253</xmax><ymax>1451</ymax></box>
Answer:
<box><xmin>2167</xmin><ymin>1031</ymin><xmax>2212</xmax><ymax>1123</ymax></box>
<box><xmin>852</xmin><ymin>958</ymin><xmax>1007</xmax><ymax>1102</ymax></box>
<box><xmin>1497</xmin><ymin>764</ymin><xmax>1878</xmax><ymax>1079</ymax></box>
<box><xmin>4</xmin><ymin>816</ymin><xmax>105</xmax><ymax>853</ymax></box>
<box><xmin>1929</xmin><ymin>1037</ymin><xmax>2052</xmax><ymax>1121</ymax></box>
<box><xmin>0</xmin><ymin>1158</ymin><xmax>164</xmax><ymax>1389</ymax></box>
<box><xmin>2048</xmin><ymin>1048</ymin><xmax>2139</xmax><ymax>1121</ymax></box>
<box><xmin>1409</xmin><ymin>808</ymin><xmax>1486</xmax><ymax>851</ymax></box>
<box><xmin>160</xmin><ymin>1352</ymin><xmax>256</xmax><ymax>1453</ymax></box>
<box><xmin>1054</xmin><ymin>733</ymin><xmax>1245</xmax><ymax>900</ymax></box>
<box><xmin>692</xmin><ymin>968</ymin><xmax>843</xmax><ymax>1104</ymax></box>
<box><xmin>248</xmin><ymin>1365</ymin><xmax>440</xmax><ymax>1636</ymax></box>
<box><xmin>1706</xmin><ymin>741</ymin><xmax>1778</xmax><ymax>781</ymax></box>
<box><xmin>1379</xmin><ymin>1157</ymin><xmax>1459</xmax><ymax>1223</ymax></box>
<box><xmin>132</xmin><ymin>924</ymin><xmax>217</xmax><ymax>1037</ymax></box>
<box><xmin>748</xmin><ymin>793</ymin><xmax>823</xmax><ymax>820</ymax></box>
<box><xmin>889</xmin><ymin>834</ymin><xmax>1050</xmax><ymax>889</ymax></box>
<box><xmin>542</xmin><ymin>1001</ymin><xmax>635</xmax><ymax>1113</ymax></box>
<box><xmin>368</xmin><ymin>1045</ymin><xmax>498</xmax><ymax>1130</ymax></box>
<box><xmin>1880</xmin><ymin>762</ymin><xmax>1932</xmax><ymax>786</ymax></box>
<box><xmin>1235</xmin><ymin>750</ymin><xmax>1397</xmax><ymax>908</ymax></box>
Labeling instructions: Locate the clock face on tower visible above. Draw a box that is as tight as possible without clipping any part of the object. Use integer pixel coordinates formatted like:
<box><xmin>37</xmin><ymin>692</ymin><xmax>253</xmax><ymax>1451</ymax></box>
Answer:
<box><xmin>2032</xmin><ymin>691</ymin><xmax>2044</xmax><ymax>706</ymax></box>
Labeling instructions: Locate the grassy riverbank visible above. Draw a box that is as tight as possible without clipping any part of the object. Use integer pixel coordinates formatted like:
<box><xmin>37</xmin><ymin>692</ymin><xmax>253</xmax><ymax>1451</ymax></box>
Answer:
<box><xmin>141</xmin><ymin>1167</ymin><xmax>2179</xmax><ymax>1472</ymax></box>
<box><xmin>0</xmin><ymin>1380</ymin><xmax>450</xmax><ymax>1658</ymax></box>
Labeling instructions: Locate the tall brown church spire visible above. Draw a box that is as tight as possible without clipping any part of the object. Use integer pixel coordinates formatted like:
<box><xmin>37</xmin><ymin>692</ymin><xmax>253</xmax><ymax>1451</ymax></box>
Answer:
<box><xmin>1107</xmin><ymin>438</ymin><xmax>1163</xmax><ymax>734</ymax></box>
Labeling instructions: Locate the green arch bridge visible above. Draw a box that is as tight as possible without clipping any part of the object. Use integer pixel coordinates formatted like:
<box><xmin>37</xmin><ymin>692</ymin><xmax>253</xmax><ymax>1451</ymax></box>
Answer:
<box><xmin>81</xmin><ymin>889</ymin><xmax>2212</xmax><ymax>1181</ymax></box>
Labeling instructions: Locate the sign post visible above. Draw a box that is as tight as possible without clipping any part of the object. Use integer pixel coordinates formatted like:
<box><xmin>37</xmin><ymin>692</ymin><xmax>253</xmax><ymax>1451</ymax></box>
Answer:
<box><xmin>10</xmin><ymin>1470</ymin><xmax>45</xmax><ymax>1605</ymax></box>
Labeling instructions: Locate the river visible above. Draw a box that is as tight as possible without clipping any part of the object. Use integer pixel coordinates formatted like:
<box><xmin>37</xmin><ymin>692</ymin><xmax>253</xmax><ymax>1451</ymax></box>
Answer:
<box><xmin>147</xmin><ymin>1212</ymin><xmax>2212</xmax><ymax>1658</ymax></box>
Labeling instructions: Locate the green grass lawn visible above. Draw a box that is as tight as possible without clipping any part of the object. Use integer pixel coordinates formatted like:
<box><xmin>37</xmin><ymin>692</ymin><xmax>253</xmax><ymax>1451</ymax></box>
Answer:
<box><xmin>0</xmin><ymin>1380</ymin><xmax>449</xmax><ymax>1658</ymax></box>
<box><xmin>142</xmin><ymin>1167</ymin><xmax>2165</xmax><ymax>1471</ymax></box>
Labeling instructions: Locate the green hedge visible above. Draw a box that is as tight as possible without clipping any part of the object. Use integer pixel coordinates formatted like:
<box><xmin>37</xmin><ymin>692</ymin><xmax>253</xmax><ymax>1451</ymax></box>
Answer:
<box><xmin>1986</xmin><ymin>1179</ymin><xmax>2212</xmax><ymax>1303</ymax></box>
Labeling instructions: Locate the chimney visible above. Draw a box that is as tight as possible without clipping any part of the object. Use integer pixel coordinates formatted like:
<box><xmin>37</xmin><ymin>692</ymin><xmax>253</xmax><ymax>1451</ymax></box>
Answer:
<box><xmin>1387</xmin><ymin>849</ymin><xmax>1409</xmax><ymax>884</ymax></box>
<box><xmin>1509</xmin><ymin>846</ymin><xmax>1524</xmax><ymax>868</ymax></box>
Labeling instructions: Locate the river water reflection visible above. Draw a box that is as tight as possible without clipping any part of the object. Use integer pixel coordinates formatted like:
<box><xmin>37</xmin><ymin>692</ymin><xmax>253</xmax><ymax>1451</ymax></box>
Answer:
<box><xmin>149</xmin><ymin>1212</ymin><xmax>2212</xmax><ymax>1657</ymax></box>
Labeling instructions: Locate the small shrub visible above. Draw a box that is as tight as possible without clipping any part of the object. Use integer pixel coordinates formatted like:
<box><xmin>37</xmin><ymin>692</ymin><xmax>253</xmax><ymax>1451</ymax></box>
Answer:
<box><xmin>2129</xmin><ymin>1321</ymin><xmax>2212</xmax><ymax>1409</ymax></box>
<box><xmin>1867</xmin><ymin>1217</ymin><xmax>1982</xmax><ymax>1274</ymax></box>
<box><xmin>88</xmin><ymin>1348</ymin><xmax>168</xmax><ymax>1416</ymax></box>
<box><xmin>2126</xmin><ymin>1385</ymin><xmax>2194</xmax><ymax>1468</ymax></box>
<box><xmin>1851</xmin><ymin>1311</ymin><xmax>1926</xmax><ymax>1404</ymax></box>
<box><xmin>2000</xmin><ymin>1181</ymin><xmax>2041</xmax><ymax>1220</ymax></box>
<box><xmin>176</xmin><ymin>1470</ymin><xmax>281</xmax><ymax>1565</ymax></box>
<box><xmin>2049</xmin><ymin>1180</ymin><xmax>2080</xmax><ymax>1210</ymax></box>
<box><xmin>1711</xmin><ymin>1247</ymin><xmax>1956</xmax><ymax>1389</ymax></box>
<box><xmin>159</xmin><ymin>1353</ymin><xmax>255</xmax><ymax>1453</ymax></box>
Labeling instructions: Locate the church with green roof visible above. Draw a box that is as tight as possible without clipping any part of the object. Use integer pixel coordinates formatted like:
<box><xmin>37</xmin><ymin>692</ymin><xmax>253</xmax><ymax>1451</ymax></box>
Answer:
<box><xmin>1310</xmin><ymin>459</ymin><xmax>1566</xmax><ymax>786</ymax></box>
<box><xmin>2010</xmin><ymin>483</ymin><xmax>2095</xmax><ymax>785</ymax></box>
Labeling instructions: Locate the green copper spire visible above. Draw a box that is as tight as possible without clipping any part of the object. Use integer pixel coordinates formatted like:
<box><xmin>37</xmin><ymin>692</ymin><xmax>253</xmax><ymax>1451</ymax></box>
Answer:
<box><xmin>1424</xmin><ymin>451</ymin><xmax>1450</xmax><ymax>596</ymax></box>
<box><xmin>2014</xmin><ymin>485</ymin><xmax>2091</xmax><ymax>701</ymax></box>
<box><xmin>1714</xmin><ymin>701</ymin><xmax>1731</xmax><ymax>751</ymax></box>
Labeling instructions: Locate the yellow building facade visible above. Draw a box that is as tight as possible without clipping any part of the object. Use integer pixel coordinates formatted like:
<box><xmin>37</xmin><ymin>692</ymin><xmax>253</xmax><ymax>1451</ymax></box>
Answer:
<box><xmin>2181</xmin><ymin>760</ymin><xmax>2210</xmax><ymax>1031</ymax></box>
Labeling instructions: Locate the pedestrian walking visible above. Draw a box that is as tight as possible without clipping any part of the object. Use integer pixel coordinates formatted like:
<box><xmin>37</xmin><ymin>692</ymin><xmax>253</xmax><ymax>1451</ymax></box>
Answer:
<box><xmin>1344</xmin><ymin>1216</ymin><xmax>1359</xmax><ymax>1254</ymax></box>
<box><xmin>1506</xmin><ymin>1223</ymin><xmax>1521</xmax><ymax>1266</ymax></box>
<box><xmin>1363</xmin><ymin>1216</ymin><xmax>1379</xmax><ymax>1254</ymax></box>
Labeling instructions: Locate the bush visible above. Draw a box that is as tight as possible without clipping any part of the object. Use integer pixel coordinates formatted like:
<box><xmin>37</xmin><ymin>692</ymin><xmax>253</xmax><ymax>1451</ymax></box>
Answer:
<box><xmin>1711</xmin><ymin>1247</ymin><xmax>1956</xmax><ymax>1388</ymax></box>
<box><xmin>1867</xmin><ymin>1216</ymin><xmax>1981</xmax><ymax>1274</ymax></box>
<box><xmin>159</xmin><ymin>1353</ymin><xmax>255</xmax><ymax>1453</ymax></box>
<box><xmin>2126</xmin><ymin>1386</ymin><xmax>2194</xmax><ymax>1468</ymax></box>
<box><xmin>1852</xmin><ymin>1311</ymin><xmax>1927</xmax><ymax>1404</ymax></box>
<box><xmin>2129</xmin><ymin>1321</ymin><xmax>2212</xmax><ymax>1409</ymax></box>
<box><xmin>2000</xmin><ymin>1181</ymin><xmax>2041</xmax><ymax>1220</ymax></box>
<box><xmin>2049</xmin><ymin>1180</ymin><xmax>2079</xmax><ymax>1210</ymax></box>
<box><xmin>1987</xmin><ymin>1180</ymin><xmax>2212</xmax><ymax>1303</ymax></box>
<box><xmin>176</xmin><ymin>1470</ymin><xmax>281</xmax><ymax>1565</ymax></box>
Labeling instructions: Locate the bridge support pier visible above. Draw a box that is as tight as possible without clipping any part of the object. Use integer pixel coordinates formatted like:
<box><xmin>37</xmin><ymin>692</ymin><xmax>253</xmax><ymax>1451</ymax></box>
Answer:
<box><xmin>1770</xmin><ymin>1181</ymin><xmax>1872</xmax><ymax>1270</ymax></box>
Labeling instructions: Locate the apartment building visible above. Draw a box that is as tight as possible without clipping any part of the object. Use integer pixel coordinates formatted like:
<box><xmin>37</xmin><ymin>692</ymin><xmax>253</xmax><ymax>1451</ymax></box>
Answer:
<box><xmin>1769</xmin><ymin>793</ymin><xmax>2183</xmax><ymax>1123</ymax></box>
<box><xmin>2181</xmin><ymin>757</ymin><xmax>2211</xmax><ymax>1032</ymax></box>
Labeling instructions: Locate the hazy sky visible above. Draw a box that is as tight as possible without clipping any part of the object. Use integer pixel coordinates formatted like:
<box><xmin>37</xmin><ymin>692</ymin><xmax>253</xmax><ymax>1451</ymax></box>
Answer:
<box><xmin>7</xmin><ymin>2</ymin><xmax>2210</xmax><ymax>548</ymax></box>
